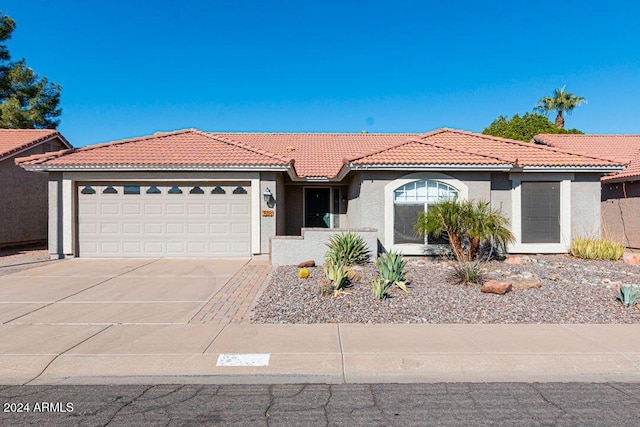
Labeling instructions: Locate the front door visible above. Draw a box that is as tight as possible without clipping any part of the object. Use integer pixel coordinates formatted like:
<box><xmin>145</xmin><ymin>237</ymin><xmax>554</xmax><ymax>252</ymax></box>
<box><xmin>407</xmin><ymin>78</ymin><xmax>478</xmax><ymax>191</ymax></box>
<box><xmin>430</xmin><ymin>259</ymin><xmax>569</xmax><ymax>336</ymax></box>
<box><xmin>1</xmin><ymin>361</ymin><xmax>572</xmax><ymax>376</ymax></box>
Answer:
<box><xmin>305</xmin><ymin>188</ymin><xmax>331</xmax><ymax>227</ymax></box>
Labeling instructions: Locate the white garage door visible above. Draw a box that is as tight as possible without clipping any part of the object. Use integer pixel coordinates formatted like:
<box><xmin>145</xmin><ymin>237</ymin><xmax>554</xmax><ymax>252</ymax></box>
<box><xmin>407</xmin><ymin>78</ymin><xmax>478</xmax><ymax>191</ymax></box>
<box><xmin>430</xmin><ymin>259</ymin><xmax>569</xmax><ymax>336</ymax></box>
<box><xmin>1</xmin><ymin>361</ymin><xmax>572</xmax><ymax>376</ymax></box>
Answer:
<box><xmin>77</xmin><ymin>182</ymin><xmax>251</xmax><ymax>257</ymax></box>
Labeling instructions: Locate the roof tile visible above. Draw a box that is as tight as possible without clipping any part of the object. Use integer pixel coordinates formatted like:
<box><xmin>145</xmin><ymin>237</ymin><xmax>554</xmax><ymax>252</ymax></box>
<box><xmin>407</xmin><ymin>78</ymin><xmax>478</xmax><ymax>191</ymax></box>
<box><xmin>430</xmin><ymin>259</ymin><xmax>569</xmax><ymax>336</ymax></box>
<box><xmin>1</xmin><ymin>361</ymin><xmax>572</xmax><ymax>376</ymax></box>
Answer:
<box><xmin>0</xmin><ymin>129</ymin><xmax>65</xmax><ymax>160</ymax></box>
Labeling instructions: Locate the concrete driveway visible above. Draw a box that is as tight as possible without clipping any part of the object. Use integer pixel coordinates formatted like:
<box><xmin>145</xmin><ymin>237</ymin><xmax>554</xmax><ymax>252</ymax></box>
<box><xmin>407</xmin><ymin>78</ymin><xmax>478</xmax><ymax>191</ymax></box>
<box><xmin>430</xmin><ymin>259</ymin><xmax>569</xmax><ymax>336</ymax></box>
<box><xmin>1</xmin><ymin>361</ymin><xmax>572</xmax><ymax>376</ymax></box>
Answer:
<box><xmin>0</xmin><ymin>258</ymin><xmax>249</xmax><ymax>325</ymax></box>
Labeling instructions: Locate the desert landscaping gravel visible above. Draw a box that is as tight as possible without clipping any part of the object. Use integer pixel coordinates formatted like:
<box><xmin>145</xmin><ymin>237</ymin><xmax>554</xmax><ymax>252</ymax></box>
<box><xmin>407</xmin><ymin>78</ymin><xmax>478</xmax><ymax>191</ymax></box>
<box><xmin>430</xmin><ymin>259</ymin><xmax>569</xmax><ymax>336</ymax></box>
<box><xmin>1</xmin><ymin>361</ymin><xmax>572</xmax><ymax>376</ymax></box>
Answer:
<box><xmin>251</xmin><ymin>255</ymin><xmax>640</xmax><ymax>324</ymax></box>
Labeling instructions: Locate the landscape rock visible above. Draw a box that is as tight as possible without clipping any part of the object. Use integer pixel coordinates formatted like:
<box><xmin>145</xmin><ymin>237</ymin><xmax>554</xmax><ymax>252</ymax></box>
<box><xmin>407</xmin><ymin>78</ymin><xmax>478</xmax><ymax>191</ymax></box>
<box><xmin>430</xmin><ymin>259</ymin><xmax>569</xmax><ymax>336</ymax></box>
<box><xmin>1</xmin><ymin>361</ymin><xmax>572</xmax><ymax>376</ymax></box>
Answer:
<box><xmin>297</xmin><ymin>260</ymin><xmax>316</xmax><ymax>268</ymax></box>
<box><xmin>509</xmin><ymin>277</ymin><xmax>542</xmax><ymax>289</ymax></box>
<box><xmin>623</xmin><ymin>253</ymin><xmax>640</xmax><ymax>266</ymax></box>
<box><xmin>481</xmin><ymin>280</ymin><xmax>513</xmax><ymax>294</ymax></box>
<box><xmin>504</xmin><ymin>256</ymin><xmax>523</xmax><ymax>265</ymax></box>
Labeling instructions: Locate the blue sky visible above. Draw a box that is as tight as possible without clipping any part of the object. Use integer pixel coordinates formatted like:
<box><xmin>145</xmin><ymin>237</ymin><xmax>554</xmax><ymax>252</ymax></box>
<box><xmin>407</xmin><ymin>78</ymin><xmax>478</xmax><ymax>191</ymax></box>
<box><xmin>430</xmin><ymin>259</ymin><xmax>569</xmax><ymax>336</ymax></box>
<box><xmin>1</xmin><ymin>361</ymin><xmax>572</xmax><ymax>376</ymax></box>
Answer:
<box><xmin>3</xmin><ymin>0</ymin><xmax>639</xmax><ymax>146</ymax></box>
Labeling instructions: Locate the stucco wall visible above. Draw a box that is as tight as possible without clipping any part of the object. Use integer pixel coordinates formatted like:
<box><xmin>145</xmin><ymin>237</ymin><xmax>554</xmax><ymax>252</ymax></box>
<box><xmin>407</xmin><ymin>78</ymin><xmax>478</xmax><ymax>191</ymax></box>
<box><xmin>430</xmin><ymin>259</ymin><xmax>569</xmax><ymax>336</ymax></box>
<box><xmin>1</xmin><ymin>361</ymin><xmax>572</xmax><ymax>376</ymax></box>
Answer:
<box><xmin>284</xmin><ymin>185</ymin><xmax>303</xmax><ymax>235</ymax></box>
<box><xmin>0</xmin><ymin>139</ymin><xmax>67</xmax><ymax>247</ymax></box>
<box><xmin>260</xmin><ymin>173</ymin><xmax>278</xmax><ymax>253</ymax></box>
<box><xmin>490</xmin><ymin>173</ymin><xmax>512</xmax><ymax>226</ymax></box>
<box><xmin>602</xmin><ymin>181</ymin><xmax>640</xmax><ymax>249</ymax></box>
<box><xmin>271</xmin><ymin>228</ymin><xmax>378</xmax><ymax>266</ymax></box>
<box><xmin>571</xmin><ymin>173</ymin><xmax>602</xmax><ymax>238</ymax></box>
<box><xmin>347</xmin><ymin>171</ymin><xmax>491</xmax><ymax>251</ymax></box>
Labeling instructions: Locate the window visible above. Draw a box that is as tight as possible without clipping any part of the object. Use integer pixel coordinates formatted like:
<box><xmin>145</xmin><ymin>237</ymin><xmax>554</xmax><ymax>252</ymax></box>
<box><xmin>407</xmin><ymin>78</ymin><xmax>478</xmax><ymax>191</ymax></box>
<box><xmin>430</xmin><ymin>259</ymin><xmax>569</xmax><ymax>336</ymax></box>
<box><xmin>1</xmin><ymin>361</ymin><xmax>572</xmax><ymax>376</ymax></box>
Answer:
<box><xmin>103</xmin><ymin>186</ymin><xmax>118</xmax><ymax>194</ymax></box>
<box><xmin>146</xmin><ymin>186</ymin><xmax>161</xmax><ymax>194</ymax></box>
<box><xmin>168</xmin><ymin>186</ymin><xmax>183</xmax><ymax>194</ymax></box>
<box><xmin>190</xmin><ymin>186</ymin><xmax>204</xmax><ymax>194</ymax></box>
<box><xmin>232</xmin><ymin>186</ymin><xmax>248</xmax><ymax>195</ymax></box>
<box><xmin>80</xmin><ymin>186</ymin><xmax>96</xmax><ymax>195</ymax></box>
<box><xmin>521</xmin><ymin>181</ymin><xmax>560</xmax><ymax>243</ymax></box>
<box><xmin>124</xmin><ymin>185</ymin><xmax>141</xmax><ymax>195</ymax></box>
<box><xmin>393</xmin><ymin>180</ymin><xmax>458</xmax><ymax>245</ymax></box>
<box><xmin>211</xmin><ymin>186</ymin><xmax>226</xmax><ymax>194</ymax></box>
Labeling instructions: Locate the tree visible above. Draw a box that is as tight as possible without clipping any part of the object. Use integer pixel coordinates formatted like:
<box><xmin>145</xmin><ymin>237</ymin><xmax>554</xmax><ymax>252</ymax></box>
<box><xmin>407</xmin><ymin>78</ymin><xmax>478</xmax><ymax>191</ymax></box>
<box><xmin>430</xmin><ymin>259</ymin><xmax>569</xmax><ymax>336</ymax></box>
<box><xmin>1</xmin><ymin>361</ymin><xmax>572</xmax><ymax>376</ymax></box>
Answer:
<box><xmin>414</xmin><ymin>199</ymin><xmax>515</xmax><ymax>262</ymax></box>
<box><xmin>534</xmin><ymin>86</ymin><xmax>586</xmax><ymax>129</ymax></box>
<box><xmin>482</xmin><ymin>112</ymin><xmax>582</xmax><ymax>142</ymax></box>
<box><xmin>0</xmin><ymin>12</ymin><xmax>61</xmax><ymax>129</ymax></box>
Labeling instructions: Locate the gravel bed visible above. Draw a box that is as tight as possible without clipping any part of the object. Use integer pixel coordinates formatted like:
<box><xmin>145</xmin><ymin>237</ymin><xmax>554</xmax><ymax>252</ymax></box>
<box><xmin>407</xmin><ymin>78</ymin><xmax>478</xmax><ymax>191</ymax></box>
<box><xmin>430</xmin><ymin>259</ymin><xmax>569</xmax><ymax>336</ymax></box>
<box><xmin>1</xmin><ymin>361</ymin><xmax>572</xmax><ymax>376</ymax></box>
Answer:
<box><xmin>251</xmin><ymin>255</ymin><xmax>640</xmax><ymax>324</ymax></box>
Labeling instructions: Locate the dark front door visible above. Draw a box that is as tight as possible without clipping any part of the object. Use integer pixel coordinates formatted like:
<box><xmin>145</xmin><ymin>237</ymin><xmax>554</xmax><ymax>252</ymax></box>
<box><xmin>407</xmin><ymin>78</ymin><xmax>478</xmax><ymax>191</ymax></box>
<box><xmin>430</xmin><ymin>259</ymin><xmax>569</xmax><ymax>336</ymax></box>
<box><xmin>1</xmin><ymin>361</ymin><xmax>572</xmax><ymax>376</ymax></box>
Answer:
<box><xmin>305</xmin><ymin>188</ymin><xmax>331</xmax><ymax>227</ymax></box>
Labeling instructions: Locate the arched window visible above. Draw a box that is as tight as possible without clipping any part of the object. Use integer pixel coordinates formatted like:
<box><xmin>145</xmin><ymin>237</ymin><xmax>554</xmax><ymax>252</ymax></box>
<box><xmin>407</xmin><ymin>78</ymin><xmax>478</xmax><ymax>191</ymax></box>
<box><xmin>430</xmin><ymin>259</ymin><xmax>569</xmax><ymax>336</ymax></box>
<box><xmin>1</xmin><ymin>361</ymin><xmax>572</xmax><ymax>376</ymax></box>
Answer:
<box><xmin>393</xmin><ymin>180</ymin><xmax>458</xmax><ymax>245</ymax></box>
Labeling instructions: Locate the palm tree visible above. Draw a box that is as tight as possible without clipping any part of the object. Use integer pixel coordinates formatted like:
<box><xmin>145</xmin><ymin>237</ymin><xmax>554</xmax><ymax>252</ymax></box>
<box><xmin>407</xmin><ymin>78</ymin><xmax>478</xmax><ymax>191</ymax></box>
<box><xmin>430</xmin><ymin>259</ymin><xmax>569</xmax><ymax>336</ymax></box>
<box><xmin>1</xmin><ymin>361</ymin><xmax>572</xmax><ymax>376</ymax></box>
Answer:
<box><xmin>414</xmin><ymin>199</ymin><xmax>514</xmax><ymax>262</ymax></box>
<box><xmin>535</xmin><ymin>86</ymin><xmax>586</xmax><ymax>129</ymax></box>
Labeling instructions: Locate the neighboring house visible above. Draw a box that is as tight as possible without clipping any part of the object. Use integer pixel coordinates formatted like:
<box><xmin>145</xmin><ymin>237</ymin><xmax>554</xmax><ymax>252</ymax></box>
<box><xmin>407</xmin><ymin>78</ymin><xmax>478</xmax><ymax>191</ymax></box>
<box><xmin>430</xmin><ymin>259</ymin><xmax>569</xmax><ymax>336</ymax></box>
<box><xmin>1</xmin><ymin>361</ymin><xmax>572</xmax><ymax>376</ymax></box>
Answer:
<box><xmin>534</xmin><ymin>134</ymin><xmax>640</xmax><ymax>249</ymax></box>
<box><xmin>0</xmin><ymin>129</ymin><xmax>72</xmax><ymax>248</ymax></box>
<box><xmin>15</xmin><ymin>128</ymin><xmax>623</xmax><ymax>261</ymax></box>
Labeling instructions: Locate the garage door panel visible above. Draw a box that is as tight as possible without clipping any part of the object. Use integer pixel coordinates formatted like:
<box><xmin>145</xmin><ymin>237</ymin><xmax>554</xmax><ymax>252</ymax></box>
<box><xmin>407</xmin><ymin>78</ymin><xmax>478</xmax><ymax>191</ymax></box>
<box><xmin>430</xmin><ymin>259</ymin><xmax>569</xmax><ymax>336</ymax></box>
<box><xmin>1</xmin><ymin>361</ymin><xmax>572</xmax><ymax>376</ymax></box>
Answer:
<box><xmin>78</xmin><ymin>182</ymin><xmax>252</xmax><ymax>258</ymax></box>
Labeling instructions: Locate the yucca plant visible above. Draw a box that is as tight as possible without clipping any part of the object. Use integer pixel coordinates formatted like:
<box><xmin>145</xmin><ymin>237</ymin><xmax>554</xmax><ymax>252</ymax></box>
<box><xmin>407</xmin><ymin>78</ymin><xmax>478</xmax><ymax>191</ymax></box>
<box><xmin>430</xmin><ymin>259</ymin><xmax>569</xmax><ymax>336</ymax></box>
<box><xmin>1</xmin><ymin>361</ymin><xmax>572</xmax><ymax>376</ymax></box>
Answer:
<box><xmin>325</xmin><ymin>232</ymin><xmax>370</xmax><ymax>266</ymax></box>
<box><xmin>375</xmin><ymin>252</ymin><xmax>408</xmax><ymax>293</ymax></box>
<box><xmin>371</xmin><ymin>277</ymin><xmax>392</xmax><ymax>299</ymax></box>
<box><xmin>617</xmin><ymin>285</ymin><xmax>639</xmax><ymax>308</ymax></box>
<box><xmin>570</xmin><ymin>236</ymin><xmax>625</xmax><ymax>261</ymax></box>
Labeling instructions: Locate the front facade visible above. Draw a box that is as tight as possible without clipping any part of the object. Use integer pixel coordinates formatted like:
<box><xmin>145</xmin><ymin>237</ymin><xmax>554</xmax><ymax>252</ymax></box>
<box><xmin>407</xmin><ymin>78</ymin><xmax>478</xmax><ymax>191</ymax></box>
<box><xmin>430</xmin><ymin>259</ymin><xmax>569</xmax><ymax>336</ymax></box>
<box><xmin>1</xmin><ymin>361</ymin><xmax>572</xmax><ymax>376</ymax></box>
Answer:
<box><xmin>16</xmin><ymin>129</ymin><xmax>622</xmax><ymax>260</ymax></box>
<box><xmin>534</xmin><ymin>134</ymin><xmax>640</xmax><ymax>249</ymax></box>
<box><xmin>0</xmin><ymin>130</ymin><xmax>72</xmax><ymax>247</ymax></box>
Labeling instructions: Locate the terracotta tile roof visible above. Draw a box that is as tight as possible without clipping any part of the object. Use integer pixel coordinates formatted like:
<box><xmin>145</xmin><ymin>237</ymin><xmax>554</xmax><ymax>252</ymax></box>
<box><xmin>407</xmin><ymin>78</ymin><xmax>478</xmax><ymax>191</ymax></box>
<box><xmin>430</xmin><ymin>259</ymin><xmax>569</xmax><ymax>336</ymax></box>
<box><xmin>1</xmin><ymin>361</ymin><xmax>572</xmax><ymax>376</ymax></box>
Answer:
<box><xmin>0</xmin><ymin>129</ymin><xmax>69</xmax><ymax>160</ymax></box>
<box><xmin>210</xmin><ymin>133</ymin><xmax>419</xmax><ymax>178</ymax></box>
<box><xmin>534</xmin><ymin>134</ymin><xmax>640</xmax><ymax>182</ymax></box>
<box><xmin>16</xmin><ymin>128</ymin><xmax>623</xmax><ymax>179</ymax></box>
<box><xmin>351</xmin><ymin>129</ymin><xmax>622</xmax><ymax>169</ymax></box>
<box><xmin>16</xmin><ymin>129</ymin><xmax>293</xmax><ymax>169</ymax></box>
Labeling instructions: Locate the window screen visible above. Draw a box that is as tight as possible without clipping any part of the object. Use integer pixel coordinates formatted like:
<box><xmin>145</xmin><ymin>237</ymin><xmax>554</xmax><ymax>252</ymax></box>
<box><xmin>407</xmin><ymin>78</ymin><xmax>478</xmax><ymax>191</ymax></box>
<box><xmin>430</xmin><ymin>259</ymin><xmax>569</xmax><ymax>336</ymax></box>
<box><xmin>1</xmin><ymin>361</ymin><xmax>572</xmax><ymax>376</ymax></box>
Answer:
<box><xmin>394</xmin><ymin>204</ymin><xmax>424</xmax><ymax>244</ymax></box>
<box><xmin>521</xmin><ymin>181</ymin><xmax>560</xmax><ymax>243</ymax></box>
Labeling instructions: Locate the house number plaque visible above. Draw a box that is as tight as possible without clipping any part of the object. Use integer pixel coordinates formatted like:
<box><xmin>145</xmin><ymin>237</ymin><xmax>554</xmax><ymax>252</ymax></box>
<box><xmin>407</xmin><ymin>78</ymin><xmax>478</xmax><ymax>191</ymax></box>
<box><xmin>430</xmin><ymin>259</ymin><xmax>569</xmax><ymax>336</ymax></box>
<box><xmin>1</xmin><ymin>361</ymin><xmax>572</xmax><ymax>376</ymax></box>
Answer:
<box><xmin>261</xmin><ymin>210</ymin><xmax>274</xmax><ymax>217</ymax></box>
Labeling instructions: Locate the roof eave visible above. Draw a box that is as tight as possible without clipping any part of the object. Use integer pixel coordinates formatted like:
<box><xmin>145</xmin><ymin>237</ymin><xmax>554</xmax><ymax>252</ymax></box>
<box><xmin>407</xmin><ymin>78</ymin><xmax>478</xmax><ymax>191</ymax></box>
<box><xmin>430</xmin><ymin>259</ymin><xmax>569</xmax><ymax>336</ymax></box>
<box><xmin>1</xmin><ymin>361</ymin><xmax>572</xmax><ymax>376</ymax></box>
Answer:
<box><xmin>520</xmin><ymin>166</ymin><xmax>625</xmax><ymax>173</ymax></box>
<box><xmin>349</xmin><ymin>163</ymin><xmax>513</xmax><ymax>172</ymax></box>
<box><xmin>20</xmin><ymin>164</ymin><xmax>292</xmax><ymax>172</ymax></box>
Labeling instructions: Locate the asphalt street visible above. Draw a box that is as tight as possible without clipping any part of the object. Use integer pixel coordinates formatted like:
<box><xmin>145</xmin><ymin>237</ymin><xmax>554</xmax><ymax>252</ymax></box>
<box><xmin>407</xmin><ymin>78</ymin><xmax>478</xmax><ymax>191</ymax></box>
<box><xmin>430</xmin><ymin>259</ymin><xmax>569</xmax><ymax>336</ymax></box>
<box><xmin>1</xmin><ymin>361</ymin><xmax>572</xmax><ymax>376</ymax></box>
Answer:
<box><xmin>1</xmin><ymin>383</ymin><xmax>640</xmax><ymax>426</ymax></box>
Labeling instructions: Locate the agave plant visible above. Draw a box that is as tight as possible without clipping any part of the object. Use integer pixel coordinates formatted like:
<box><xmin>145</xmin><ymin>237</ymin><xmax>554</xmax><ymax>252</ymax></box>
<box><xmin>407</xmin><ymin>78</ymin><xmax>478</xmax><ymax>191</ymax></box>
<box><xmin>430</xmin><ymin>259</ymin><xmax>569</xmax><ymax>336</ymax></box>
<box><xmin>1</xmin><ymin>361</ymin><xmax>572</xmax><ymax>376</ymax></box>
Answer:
<box><xmin>371</xmin><ymin>277</ymin><xmax>392</xmax><ymax>299</ymax></box>
<box><xmin>617</xmin><ymin>285</ymin><xmax>639</xmax><ymax>308</ymax></box>
<box><xmin>375</xmin><ymin>252</ymin><xmax>408</xmax><ymax>293</ymax></box>
<box><xmin>325</xmin><ymin>232</ymin><xmax>370</xmax><ymax>266</ymax></box>
<box><xmin>323</xmin><ymin>258</ymin><xmax>349</xmax><ymax>292</ymax></box>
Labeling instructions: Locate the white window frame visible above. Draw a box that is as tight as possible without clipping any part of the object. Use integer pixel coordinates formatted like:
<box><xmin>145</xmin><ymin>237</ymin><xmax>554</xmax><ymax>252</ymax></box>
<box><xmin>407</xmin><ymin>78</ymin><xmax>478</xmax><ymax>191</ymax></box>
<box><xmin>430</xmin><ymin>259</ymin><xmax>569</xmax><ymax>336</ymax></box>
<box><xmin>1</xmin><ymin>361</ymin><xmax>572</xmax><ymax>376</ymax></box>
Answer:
<box><xmin>384</xmin><ymin>173</ymin><xmax>468</xmax><ymax>255</ymax></box>
<box><xmin>509</xmin><ymin>173</ymin><xmax>572</xmax><ymax>253</ymax></box>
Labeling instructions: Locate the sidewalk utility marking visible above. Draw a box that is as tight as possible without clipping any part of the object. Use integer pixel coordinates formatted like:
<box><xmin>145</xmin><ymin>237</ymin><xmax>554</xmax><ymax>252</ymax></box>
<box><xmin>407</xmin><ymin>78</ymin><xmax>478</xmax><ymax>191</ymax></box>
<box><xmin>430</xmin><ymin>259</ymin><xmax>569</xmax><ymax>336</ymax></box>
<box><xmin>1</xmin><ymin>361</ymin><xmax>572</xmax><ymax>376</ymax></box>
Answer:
<box><xmin>216</xmin><ymin>353</ymin><xmax>270</xmax><ymax>367</ymax></box>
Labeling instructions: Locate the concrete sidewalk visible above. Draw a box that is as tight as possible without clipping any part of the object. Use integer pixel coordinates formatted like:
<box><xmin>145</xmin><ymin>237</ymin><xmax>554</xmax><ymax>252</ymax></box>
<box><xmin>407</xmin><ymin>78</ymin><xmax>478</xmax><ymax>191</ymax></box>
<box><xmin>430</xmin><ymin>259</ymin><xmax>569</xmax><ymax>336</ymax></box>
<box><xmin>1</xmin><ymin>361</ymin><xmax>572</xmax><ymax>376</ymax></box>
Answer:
<box><xmin>1</xmin><ymin>323</ymin><xmax>639</xmax><ymax>385</ymax></box>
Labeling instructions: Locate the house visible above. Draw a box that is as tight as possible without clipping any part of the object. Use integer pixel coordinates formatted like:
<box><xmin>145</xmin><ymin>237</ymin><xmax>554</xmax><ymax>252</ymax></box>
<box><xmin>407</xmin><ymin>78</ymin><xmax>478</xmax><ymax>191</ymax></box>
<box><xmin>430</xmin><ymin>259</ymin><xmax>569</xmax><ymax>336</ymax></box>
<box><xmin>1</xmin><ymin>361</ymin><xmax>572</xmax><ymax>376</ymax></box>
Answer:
<box><xmin>15</xmin><ymin>128</ymin><xmax>623</xmax><ymax>261</ymax></box>
<box><xmin>0</xmin><ymin>129</ymin><xmax>72</xmax><ymax>248</ymax></box>
<box><xmin>533</xmin><ymin>134</ymin><xmax>640</xmax><ymax>249</ymax></box>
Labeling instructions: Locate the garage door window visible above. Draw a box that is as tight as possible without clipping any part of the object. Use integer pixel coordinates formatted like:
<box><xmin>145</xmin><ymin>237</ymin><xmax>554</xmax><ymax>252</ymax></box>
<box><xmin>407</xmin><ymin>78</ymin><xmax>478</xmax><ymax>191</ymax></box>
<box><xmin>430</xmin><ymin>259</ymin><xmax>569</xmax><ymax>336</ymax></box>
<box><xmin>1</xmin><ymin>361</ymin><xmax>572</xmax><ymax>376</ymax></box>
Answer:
<box><xmin>103</xmin><ymin>186</ymin><xmax>118</xmax><ymax>194</ymax></box>
<box><xmin>190</xmin><ymin>186</ymin><xmax>204</xmax><ymax>194</ymax></box>
<box><xmin>233</xmin><ymin>186</ymin><xmax>248</xmax><ymax>195</ymax></box>
<box><xmin>146</xmin><ymin>186</ymin><xmax>161</xmax><ymax>194</ymax></box>
<box><xmin>81</xmin><ymin>186</ymin><xmax>96</xmax><ymax>195</ymax></box>
<box><xmin>124</xmin><ymin>185</ymin><xmax>140</xmax><ymax>195</ymax></box>
<box><xmin>212</xmin><ymin>186</ymin><xmax>226</xmax><ymax>194</ymax></box>
<box><xmin>168</xmin><ymin>186</ymin><xmax>183</xmax><ymax>194</ymax></box>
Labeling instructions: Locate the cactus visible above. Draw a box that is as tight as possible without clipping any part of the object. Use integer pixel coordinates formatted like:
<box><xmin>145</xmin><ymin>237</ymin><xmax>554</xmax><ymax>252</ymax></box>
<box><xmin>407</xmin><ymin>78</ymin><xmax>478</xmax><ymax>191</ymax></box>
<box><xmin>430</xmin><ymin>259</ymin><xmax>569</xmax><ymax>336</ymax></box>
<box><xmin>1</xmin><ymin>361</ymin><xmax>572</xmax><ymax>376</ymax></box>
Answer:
<box><xmin>298</xmin><ymin>268</ymin><xmax>310</xmax><ymax>279</ymax></box>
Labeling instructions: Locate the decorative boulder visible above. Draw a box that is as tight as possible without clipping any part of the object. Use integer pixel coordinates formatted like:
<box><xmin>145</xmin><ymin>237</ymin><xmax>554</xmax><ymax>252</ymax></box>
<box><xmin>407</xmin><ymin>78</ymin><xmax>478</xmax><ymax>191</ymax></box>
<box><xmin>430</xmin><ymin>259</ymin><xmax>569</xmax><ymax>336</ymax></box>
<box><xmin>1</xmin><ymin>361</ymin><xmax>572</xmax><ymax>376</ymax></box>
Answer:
<box><xmin>297</xmin><ymin>260</ymin><xmax>316</xmax><ymax>268</ymax></box>
<box><xmin>623</xmin><ymin>253</ymin><xmax>640</xmax><ymax>266</ymax></box>
<box><xmin>503</xmin><ymin>256</ymin><xmax>523</xmax><ymax>265</ymax></box>
<box><xmin>510</xmin><ymin>277</ymin><xmax>542</xmax><ymax>289</ymax></box>
<box><xmin>481</xmin><ymin>280</ymin><xmax>513</xmax><ymax>295</ymax></box>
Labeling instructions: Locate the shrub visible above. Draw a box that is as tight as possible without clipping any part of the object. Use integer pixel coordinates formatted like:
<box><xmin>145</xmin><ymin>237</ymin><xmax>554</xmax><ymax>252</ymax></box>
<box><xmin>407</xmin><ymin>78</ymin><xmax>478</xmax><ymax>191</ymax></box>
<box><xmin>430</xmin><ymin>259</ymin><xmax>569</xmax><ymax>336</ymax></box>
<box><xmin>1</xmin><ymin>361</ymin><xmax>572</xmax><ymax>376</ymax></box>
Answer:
<box><xmin>570</xmin><ymin>236</ymin><xmax>624</xmax><ymax>261</ymax></box>
<box><xmin>325</xmin><ymin>232</ymin><xmax>370</xmax><ymax>266</ymax></box>
<box><xmin>375</xmin><ymin>252</ymin><xmax>408</xmax><ymax>293</ymax></box>
<box><xmin>298</xmin><ymin>268</ymin><xmax>310</xmax><ymax>279</ymax></box>
<box><xmin>371</xmin><ymin>277</ymin><xmax>392</xmax><ymax>299</ymax></box>
<box><xmin>414</xmin><ymin>199</ymin><xmax>514</xmax><ymax>262</ymax></box>
<box><xmin>450</xmin><ymin>261</ymin><xmax>486</xmax><ymax>285</ymax></box>
<box><xmin>617</xmin><ymin>285</ymin><xmax>639</xmax><ymax>307</ymax></box>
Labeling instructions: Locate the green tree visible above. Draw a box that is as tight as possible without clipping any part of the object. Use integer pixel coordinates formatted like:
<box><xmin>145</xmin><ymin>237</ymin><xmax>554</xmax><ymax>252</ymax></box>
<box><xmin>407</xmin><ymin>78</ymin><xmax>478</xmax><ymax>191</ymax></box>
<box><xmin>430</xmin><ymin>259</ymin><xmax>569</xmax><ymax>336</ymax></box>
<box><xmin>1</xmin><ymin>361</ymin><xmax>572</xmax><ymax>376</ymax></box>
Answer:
<box><xmin>482</xmin><ymin>112</ymin><xmax>582</xmax><ymax>142</ymax></box>
<box><xmin>0</xmin><ymin>12</ymin><xmax>61</xmax><ymax>129</ymax></box>
<box><xmin>414</xmin><ymin>199</ymin><xmax>515</xmax><ymax>262</ymax></box>
<box><xmin>534</xmin><ymin>86</ymin><xmax>586</xmax><ymax>129</ymax></box>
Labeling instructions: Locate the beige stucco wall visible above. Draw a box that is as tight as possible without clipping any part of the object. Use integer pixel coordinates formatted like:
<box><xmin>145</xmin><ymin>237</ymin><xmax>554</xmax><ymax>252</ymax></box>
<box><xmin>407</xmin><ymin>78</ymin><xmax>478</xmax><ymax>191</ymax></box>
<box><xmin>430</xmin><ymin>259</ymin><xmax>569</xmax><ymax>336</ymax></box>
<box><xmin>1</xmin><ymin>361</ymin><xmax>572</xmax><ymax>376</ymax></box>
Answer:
<box><xmin>602</xmin><ymin>181</ymin><xmax>640</xmax><ymax>249</ymax></box>
<box><xmin>0</xmin><ymin>138</ymin><xmax>67</xmax><ymax>247</ymax></box>
<box><xmin>571</xmin><ymin>173</ymin><xmax>602</xmax><ymax>238</ymax></box>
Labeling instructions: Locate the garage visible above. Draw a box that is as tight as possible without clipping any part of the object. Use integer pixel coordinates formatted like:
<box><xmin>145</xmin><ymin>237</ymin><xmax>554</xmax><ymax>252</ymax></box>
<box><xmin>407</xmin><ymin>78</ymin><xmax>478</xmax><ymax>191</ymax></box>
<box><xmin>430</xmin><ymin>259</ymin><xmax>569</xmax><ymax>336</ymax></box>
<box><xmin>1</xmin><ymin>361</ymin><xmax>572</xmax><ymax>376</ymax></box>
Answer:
<box><xmin>77</xmin><ymin>182</ymin><xmax>251</xmax><ymax>257</ymax></box>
